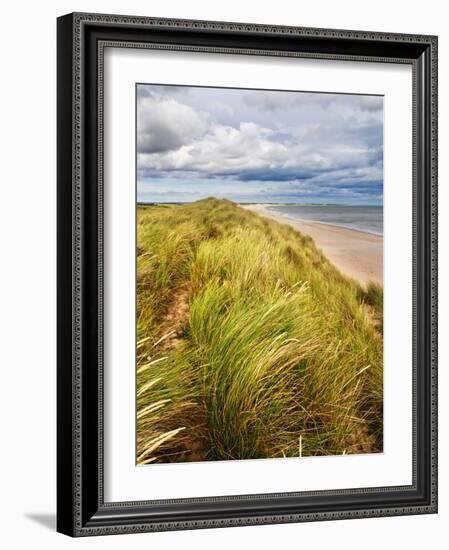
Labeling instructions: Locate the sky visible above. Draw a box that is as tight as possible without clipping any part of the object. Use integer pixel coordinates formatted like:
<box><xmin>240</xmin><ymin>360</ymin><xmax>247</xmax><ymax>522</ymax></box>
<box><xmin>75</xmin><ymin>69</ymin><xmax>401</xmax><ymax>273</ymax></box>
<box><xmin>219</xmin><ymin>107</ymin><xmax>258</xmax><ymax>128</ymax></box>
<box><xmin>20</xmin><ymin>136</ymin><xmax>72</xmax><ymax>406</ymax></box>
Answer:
<box><xmin>136</xmin><ymin>84</ymin><xmax>383</xmax><ymax>205</ymax></box>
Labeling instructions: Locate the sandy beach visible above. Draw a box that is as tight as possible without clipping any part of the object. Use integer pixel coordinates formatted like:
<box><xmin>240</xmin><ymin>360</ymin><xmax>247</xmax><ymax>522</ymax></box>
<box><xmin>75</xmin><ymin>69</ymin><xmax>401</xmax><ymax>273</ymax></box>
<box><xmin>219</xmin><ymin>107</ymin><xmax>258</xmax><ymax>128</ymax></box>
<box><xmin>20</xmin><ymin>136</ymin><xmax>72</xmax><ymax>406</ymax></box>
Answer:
<box><xmin>243</xmin><ymin>204</ymin><xmax>383</xmax><ymax>286</ymax></box>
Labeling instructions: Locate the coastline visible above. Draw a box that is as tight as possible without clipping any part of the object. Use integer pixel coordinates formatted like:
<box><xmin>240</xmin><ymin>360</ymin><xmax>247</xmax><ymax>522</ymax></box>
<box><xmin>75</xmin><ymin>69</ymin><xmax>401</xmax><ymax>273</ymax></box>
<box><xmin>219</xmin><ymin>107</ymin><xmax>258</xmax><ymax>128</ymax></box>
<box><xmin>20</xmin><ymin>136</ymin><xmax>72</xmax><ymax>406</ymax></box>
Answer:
<box><xmin>242</xmin><ymin>204</ymin><xmax>383</xmax><ymax>286</ymax></box>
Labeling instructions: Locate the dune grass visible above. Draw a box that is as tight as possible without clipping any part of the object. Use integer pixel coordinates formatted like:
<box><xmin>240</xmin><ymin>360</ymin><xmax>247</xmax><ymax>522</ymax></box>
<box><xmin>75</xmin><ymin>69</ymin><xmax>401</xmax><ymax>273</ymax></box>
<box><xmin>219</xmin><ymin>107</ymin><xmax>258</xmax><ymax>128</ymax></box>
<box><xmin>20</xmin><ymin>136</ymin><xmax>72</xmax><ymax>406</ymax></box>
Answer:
<box><xmin>136</xmin><ymin>198</ymin><xmax>383</xmax><ymax>463</ymax></box>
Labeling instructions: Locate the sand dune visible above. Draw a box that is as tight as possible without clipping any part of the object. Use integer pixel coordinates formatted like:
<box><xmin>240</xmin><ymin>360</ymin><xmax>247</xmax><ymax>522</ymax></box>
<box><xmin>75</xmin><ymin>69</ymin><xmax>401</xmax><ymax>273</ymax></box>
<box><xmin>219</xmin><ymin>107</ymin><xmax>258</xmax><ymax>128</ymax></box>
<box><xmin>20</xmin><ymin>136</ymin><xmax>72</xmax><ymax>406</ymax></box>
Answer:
<box><xmin>243</xmin><ymin>204</ymin><xmax>383</xmax><ymax>286</ymax></box>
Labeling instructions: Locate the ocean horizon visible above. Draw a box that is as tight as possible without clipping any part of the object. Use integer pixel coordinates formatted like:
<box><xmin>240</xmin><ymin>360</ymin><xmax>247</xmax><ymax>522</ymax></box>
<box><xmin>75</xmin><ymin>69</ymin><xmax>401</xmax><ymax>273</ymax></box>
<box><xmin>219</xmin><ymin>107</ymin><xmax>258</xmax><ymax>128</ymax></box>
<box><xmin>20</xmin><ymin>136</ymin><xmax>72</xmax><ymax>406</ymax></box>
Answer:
<box><xmin>265</xmin><ymin>204</ymin><xmax>383</xmax><ymax>236</ymax></box>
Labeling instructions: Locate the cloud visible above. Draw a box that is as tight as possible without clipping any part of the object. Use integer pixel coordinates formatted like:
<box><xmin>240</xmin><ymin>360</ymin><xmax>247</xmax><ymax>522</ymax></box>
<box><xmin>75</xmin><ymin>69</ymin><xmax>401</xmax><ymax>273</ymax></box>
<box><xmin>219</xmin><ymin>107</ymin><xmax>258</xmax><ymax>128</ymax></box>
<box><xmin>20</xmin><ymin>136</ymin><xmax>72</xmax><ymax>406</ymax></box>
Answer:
<box><xmin>138</xmin><ymin>120</ymin><xmax>380</xmax><ymax>184</ymax></box>
<box><xmin>358</xmin><ymin>95</ymin><xmax>383</xmax><ymax>112</ymax></box>
<box><xmin>138</xmin><ymin>121</ymin><xmax>291</xmax><ymax>175</ymax></box>
<box><xmin>136</xmin><ymin>85</ymin><xmax>383</xmax><ymax>204</ymax></box>
<box><xmin>137</xmin><ymin>95</ymin><xmax>208</xmax><ymax>154</ymax></box>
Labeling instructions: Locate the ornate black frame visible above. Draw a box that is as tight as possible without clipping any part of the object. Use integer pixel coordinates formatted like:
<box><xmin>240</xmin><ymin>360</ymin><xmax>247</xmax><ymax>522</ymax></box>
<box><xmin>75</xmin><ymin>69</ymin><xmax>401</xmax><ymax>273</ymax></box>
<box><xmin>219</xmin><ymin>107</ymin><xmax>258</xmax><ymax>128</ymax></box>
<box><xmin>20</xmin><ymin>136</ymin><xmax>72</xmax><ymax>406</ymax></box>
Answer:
<box><xmin>57</xmin><ymin>12</ymin><xmax>438</xmax><ymax>537</ymax></box>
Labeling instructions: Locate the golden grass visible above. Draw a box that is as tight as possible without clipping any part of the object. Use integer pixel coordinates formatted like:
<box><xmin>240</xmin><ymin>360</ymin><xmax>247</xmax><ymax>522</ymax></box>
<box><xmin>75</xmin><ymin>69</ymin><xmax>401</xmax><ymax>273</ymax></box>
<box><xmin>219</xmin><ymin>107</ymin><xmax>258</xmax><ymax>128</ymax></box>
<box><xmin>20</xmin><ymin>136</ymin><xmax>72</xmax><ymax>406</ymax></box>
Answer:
<box><xmin>136</xmin><ymin>198</ymin><xmax>383</xmax><ymax>463</ymax></box>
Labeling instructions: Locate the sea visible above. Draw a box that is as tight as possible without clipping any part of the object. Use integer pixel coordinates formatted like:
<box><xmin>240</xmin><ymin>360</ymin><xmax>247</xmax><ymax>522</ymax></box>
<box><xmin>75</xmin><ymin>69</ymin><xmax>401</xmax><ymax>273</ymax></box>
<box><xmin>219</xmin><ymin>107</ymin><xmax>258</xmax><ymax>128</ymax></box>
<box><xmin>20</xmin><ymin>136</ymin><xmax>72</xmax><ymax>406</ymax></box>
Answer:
<box><xmin>265</xmin><ymin>204</ymin><xmax>383</xmax><ymax>236</ymax></box>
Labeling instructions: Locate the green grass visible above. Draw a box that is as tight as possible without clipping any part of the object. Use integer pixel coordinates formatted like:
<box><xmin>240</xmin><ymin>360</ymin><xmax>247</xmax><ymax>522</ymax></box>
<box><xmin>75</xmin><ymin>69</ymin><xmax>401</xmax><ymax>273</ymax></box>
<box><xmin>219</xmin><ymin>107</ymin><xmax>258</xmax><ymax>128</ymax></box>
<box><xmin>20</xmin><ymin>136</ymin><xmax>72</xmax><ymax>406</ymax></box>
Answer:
<box><xmin>136</xmin><ymin>198</ymin><xmax>383</xmax><ymax>463</ymax></box>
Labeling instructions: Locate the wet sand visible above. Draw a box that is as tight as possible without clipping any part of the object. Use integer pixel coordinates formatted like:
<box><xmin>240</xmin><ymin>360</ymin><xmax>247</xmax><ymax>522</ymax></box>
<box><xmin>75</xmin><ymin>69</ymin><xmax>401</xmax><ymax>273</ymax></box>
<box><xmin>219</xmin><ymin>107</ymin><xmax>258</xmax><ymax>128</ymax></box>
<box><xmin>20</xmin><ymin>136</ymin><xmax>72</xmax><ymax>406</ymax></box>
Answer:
<box><xmin>242</xmin><ymin>204</ymin><xmax>383</xmax><ymax>286</ymax></box>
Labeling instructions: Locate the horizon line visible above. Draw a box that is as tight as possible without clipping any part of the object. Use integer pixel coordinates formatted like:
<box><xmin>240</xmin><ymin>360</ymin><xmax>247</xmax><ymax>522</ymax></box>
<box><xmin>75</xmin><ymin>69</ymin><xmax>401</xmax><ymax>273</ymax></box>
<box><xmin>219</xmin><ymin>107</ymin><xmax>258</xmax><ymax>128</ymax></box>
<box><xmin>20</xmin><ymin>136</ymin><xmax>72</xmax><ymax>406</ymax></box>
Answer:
<box><xmin>137</xmin><ymin>199</ymin><xmax>383</xmax><ymax>207</ymax></box>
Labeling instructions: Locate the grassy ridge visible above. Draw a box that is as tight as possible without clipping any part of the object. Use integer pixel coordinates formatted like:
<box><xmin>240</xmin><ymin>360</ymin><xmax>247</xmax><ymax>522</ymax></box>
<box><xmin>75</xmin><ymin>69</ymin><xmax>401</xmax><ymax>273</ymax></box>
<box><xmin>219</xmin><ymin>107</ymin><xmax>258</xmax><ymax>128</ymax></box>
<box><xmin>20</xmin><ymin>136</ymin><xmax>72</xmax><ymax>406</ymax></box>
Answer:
<box><xmin>136</xmin><ymin>198</ymin><xmax>383</xmax><ymax>463</ymax></box>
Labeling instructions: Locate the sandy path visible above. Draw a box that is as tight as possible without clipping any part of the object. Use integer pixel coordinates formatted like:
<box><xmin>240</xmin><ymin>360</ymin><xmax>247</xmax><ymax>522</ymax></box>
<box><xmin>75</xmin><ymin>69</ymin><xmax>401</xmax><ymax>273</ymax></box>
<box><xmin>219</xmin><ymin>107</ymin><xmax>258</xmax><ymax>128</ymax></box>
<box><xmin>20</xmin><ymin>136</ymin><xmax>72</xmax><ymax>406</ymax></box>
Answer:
<box><xmin>242</xmin><ymin>204</ymin><xmax>383</xmax><ymax>286</ymax></box>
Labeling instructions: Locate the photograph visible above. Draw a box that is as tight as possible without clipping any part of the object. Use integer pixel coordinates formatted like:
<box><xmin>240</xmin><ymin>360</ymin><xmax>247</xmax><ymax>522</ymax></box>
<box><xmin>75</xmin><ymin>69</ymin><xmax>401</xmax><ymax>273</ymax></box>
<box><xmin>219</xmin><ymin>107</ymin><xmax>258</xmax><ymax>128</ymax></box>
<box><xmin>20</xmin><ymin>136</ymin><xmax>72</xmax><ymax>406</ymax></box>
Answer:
<box><xmin>135</xmin><ymin>83</ymin><xmax>384</xmax><ymax>464</ymax></box>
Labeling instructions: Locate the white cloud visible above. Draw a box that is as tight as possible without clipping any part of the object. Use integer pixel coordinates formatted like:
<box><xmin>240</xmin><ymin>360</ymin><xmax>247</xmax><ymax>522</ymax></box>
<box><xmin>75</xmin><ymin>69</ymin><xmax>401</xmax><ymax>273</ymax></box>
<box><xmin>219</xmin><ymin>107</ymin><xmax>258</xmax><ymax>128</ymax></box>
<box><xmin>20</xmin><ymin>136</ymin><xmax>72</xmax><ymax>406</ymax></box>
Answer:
<box><xmin>137</xmin><ymin>95</ymin><xmax>208</xmax><ymax>154</ymax></box>
<box><xmin>138</xmin><ymin>121</ymin><xmax>289</xmax><ymax>174</ymax></box>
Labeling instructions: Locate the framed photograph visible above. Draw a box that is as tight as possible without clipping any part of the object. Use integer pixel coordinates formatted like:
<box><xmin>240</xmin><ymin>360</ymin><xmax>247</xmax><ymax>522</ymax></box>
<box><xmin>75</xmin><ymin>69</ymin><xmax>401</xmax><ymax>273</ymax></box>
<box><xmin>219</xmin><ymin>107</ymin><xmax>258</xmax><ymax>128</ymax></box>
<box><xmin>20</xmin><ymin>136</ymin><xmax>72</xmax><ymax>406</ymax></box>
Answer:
<box><xmin>57</xmin><ymin>12</ymin><xmax>438</xmax><ymax>536</ymax></box>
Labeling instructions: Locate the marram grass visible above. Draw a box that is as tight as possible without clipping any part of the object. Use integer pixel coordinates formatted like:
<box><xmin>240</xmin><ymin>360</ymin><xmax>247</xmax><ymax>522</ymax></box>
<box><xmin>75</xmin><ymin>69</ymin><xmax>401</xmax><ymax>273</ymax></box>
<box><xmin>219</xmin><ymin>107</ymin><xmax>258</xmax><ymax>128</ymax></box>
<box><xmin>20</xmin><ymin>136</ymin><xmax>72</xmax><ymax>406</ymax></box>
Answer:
<box><xmin>136</xmin><ymin>198</ymin><xmax>383</xmax><ymax>463</ymax></box>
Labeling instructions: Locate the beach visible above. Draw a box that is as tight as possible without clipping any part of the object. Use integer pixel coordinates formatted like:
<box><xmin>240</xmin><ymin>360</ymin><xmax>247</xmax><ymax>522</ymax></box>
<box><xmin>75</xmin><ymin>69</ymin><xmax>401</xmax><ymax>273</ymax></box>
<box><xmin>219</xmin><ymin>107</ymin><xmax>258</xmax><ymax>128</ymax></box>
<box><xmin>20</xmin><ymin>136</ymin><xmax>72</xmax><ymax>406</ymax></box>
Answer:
<box><xmin>243</xmin><ymin>204</ymin><xmax>383</xmax><ymax>286</ymax></box>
